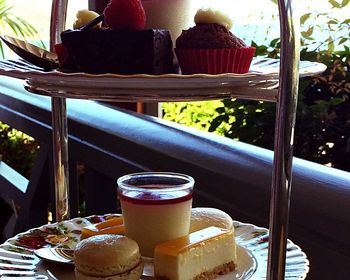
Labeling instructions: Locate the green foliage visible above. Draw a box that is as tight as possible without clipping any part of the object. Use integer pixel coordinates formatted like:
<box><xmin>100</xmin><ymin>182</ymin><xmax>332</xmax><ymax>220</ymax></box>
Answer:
<box><xmin>0</xmin><ymin>0</ymin><xmax>44</xmax><ymax>57</ymax></box>
<box><xmin>328</xmin><ymin>0</ymin><xmax>350</xmax><ymax>8</ymax></box>
<box><xmin>0</xmin><ymin>0</ymin><xmax>43</xmax><ymax>176</ymax></box>
<box><xmin>299</xmin><ymin>3</ymin><xmax>350</xmax><ymax>53</ymax></box>
<box><xmin>0</xmin><ymin>122</ymin><xmax>38</xmax><ymax>178</ymax></box>
<box><xmin>162</xmin><ymin>100</ymin><xmax>227</xmax><ymax>133</ymax></box>
<box><xmin>163</xmin><ymin>2</ymin><xmax>350</xmax><ymax>172</ymax></box>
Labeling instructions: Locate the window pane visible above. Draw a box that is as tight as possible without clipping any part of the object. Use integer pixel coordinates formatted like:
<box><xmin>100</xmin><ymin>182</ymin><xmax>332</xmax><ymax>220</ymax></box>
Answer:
<box><xmin>4</xmin><ymin>0</ymin><xmax>88</xmax><ymax>53</ymax></box>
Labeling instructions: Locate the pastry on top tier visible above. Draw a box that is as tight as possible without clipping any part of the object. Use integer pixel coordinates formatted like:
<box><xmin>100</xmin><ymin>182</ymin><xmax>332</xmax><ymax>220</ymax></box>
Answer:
<box><xmin>176</xmin><ymin>23</ymin><xmax>246</xmax><ymax>49</ymax></box>
<box><xmin>60</xmin><ymin>28</ymin><xmax>173</xmax><ymax>74</ymax></box>
<box><xmin>56</xmin><ymin>0</ymin><xmax>174</xmax><ymax>74</ymax></box>
<box><xmin>175</xmin><ymin>8</ymin><xmax>255</xmax><ymax>74</ymax></box>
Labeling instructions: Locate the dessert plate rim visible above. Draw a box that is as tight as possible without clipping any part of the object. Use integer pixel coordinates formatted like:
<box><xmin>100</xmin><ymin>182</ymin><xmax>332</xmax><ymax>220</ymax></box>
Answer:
<box><xmin>0</xmin><ymin>56</ymin><xmax>326</xmax><ymax>81</ymax></box>
<box><xmin>0</xmin><ymin>57</ymin><xmax>325</xmax><ymax>102</ymax></box>
<box><xmin>0</xmin><ymin>214</ymin><xmax>309</xmax><ymax>280</ymax></box>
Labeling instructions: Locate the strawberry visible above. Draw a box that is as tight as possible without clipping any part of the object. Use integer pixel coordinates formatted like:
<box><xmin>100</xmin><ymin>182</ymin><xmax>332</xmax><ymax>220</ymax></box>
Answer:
<box><xmin>104</xmin><ymin>0</ymin><xmax>146</xmax><ymax>30</ymax></box>
<box><xmin>54</xmin><ymin>43</ymin><xmax>68</xmax><ymax>65</ymax></box>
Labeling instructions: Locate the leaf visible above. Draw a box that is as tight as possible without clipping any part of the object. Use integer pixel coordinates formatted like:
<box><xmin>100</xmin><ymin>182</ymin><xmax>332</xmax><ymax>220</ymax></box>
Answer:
<box><xmin>328</xmin><ymin>37</ymin><xmax>335</xmax><ymax>51</ymax></box>
<box><xmin>341</xmin><ymin>0</ymin><xmax>350</xmax><ymax>6</ymax></box>
<box><xmin>327</xmin><ymin>19</ymin><xmax>338</xmax><ymax>24</ymax></box>
<box><xmin>338</xmin><ymin>38</ymin><xmax>348</xmax><ymax>45</ymax></box>
<box><xmin>329</xmin><ymin>97</ymin><xmax>344</xmax><ymax>106</ymax></box>
<box><xmin>0</xmin><ymin>1</ymin><xmax>45</xmax><ymax>57</ymax></box>
<box><xmin>328</xmin><ymin>0</ymin><xmax>341</xmax><ymax>8</ymax></box>
<box><xmin>216</xmin><ymin>107</ymin><xmax>226</xmax><ymax>114</ymax></box>
<box><xmin>269</xmin><ymin>38</ymin><xmax>280</xmax><ymax>47</ymax></box>
<box><xmin>301</xmin><ymin>26</ymin><xmax>314</xmax><ymax>37</ymax></box>
<box><xmin>0</xmin><ymin>43</ymin><xmax>4</xmax><ymax>58</ymax></box>
<box><xmin>209</xmin><ymin>115</ymin><xmax>229</xmax><ymax>132</ymax></box>
<box><xmin>303</xmin><ymin>36</ymin><xmax>315</xmax><ymax>41</ymax></box>
<box><xmin>251</xmin><ymin>41</ymin><xmax>258</xmax><ymax>48</ymax></box>
<box><xmin>300</xmin><ymin>13</ymin><xmax>311</xmax><ymax>24</ymax></box>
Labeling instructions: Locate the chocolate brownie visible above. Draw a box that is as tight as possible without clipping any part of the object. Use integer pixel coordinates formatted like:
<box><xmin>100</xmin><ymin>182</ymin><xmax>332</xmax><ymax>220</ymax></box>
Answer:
<box><xmin>60</xmin><ymin>29</ymin><xmax>174</xmax><ymax>74</ymax></box>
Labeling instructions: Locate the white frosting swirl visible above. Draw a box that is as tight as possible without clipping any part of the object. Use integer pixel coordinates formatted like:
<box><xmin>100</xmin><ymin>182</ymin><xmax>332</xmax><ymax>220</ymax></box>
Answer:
<box><xmin>73</xmin><ymin>9</ymin><xmax>101</xmax><ymax>30</ymax></box>
<box><xmin>194</xmin><ymin>8</ymin><xmax>233</xmax><ymax>30</ymax></box>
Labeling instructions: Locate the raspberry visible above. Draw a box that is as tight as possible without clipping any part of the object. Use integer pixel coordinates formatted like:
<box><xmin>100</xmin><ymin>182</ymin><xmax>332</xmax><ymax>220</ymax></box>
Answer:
<box><xmin>104</xmin><ymin>0</ymin><xmax>146</xmax><ymax>30</ymax></box>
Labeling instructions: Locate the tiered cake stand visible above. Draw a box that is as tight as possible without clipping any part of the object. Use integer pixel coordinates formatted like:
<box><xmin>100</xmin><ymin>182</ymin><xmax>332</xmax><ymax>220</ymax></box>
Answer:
<box><xmin>0</xmin><ymin>0</ymin><xmax>325</xmax><ymax>279</ymax></box>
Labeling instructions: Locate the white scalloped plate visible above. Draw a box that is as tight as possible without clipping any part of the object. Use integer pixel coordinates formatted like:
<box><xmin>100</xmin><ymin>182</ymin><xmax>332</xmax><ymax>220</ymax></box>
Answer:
<box><xmin>0</xmin><ymin>214</ymin><xmax>309</xmax><ymax>280</ymax></box>
<box><xmin>0</xmin><ymin>57</ymin><xmax>326</xmax><ymax>102</ymax></box>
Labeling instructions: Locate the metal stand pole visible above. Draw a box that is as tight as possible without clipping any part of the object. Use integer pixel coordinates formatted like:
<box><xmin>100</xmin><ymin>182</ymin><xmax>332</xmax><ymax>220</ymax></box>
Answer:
<box><xmin>50</xmin><ymin>0</ymin><xmax>69</xmax><ymax>222</ymax></box>
<box><xmin>267</xmin><ymin>1</ymin><xmax>300</xmax><ymax>279</ymax></box>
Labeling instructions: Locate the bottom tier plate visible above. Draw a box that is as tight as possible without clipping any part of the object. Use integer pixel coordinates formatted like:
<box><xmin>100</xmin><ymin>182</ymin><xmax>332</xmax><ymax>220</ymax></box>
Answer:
<box><xmin>0</xmin><ymin>214</ymin><xmax>309</xmax><ymax>280</ymax></box>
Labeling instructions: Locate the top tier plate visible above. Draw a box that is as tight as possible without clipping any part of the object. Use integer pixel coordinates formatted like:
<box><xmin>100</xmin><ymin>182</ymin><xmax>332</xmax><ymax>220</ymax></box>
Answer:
<box><xmin>0</xmin><ymin>57</ymin><xmax>326</xmax><ymax>102</ymax></box>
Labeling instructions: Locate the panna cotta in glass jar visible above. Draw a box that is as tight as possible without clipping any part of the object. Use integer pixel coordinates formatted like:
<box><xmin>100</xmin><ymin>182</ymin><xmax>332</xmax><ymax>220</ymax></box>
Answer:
<box><xmin>117</xmin><ymin>172</ymin><xmax>194</xmax><ymax>257</ymax></box>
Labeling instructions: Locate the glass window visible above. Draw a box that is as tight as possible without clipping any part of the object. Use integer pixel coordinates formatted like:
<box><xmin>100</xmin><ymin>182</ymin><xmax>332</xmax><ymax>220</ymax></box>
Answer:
<box><xmin>2</xmin><ymin>0</ymin><xmax>88</xmax><ymax>56</ymax></box>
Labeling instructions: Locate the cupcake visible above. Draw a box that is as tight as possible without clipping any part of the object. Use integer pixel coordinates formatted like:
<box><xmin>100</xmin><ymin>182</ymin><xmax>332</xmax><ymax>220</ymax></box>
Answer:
<box><xmin>175</xmin><ymin>8</ymin><xmax>255</xmax><ymax>74</ymax></box>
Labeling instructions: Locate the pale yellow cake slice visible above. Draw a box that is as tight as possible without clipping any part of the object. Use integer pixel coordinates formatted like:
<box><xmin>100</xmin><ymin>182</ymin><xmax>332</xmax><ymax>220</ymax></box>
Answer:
<box><xmin>154</xmin><ymin>226</ymin><xmax>237</xmax><ymax>280</ymax></box>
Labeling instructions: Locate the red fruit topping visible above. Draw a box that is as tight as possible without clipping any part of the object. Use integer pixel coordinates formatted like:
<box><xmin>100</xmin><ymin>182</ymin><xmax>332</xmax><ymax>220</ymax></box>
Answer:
<box><xmin>118</xmin><ymin>190</ymin><xmax>193</xmax><ymax>205</ymax></box>
<box><xmin>54</xmin><ymin>43</ymin><xmax>68</xmax><ymax>65</ymax></box>
<box><xmin>104</xmin><ymin>0</ymin><xmax>146</xmax><ymax>30</ymax></box>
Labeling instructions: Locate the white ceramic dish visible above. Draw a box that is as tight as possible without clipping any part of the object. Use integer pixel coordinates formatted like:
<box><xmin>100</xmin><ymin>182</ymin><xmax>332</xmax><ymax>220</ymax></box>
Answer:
<box><xmin>0</xmin><ymin>57</ymin><xmax>326</xmax><ymax>102</ymax></box>
<box><xmin>0</xmin><ymin>214</ymin><xmax>309</xmax><ymax>280</ymax></box>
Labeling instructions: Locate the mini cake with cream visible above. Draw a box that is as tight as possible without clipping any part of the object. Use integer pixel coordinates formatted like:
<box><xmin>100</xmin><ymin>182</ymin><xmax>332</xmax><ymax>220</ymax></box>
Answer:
<box><xmin>175</xmin><ymin>8</ymin><xmax>255</xmax><ymax>74</ymax></box>
<box><xmin>57</xmin><ymin>0</ymin><xmax>174</xmax><ymax>74</ymax></box>
<box><xmin>154</xmin><ymin>226</ymin><xmax>237</xmax><ymax>280</ymax></box>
